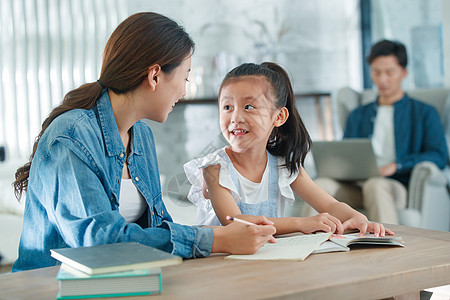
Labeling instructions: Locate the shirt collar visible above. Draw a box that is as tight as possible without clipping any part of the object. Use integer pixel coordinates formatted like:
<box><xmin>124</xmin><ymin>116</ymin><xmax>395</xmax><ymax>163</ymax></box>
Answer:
<box><xmin>393</xmin><ymin>93</ymin><xmax>409</xmax><ymax>108</ymax></box>
<box><xmin>375</xmin><ymin>93</ymin><xmax>409</xmax><ymax>108</ymax></box>
<box><xmin>96</xmin><ymin>90</ymin><xmax>144</xmax><ymax>157</ymax></box>
<box><xmin>96</xmin><ymin>90</ymin><xmax>125</xmax><ymax>157</ymax></box>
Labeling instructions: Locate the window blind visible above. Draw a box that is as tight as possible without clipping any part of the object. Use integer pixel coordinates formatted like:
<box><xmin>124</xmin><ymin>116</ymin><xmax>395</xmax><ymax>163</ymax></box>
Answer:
<box><xmin>0</xmin><ymin>0</ymin><xmax>127</xmax><ymax>159</ymax></box>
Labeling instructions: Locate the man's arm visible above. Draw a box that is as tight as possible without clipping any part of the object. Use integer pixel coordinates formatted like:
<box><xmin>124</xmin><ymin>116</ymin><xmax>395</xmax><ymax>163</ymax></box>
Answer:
<box><xmin>396</xmin><ymin>107</ymin><xmax>448</xmax><ymax>174</ymax></box>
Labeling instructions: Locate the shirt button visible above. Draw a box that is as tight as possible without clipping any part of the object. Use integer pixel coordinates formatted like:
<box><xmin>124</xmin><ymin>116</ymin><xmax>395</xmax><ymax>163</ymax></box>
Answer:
<box><xmin>135</xmin><ymin>177</ymin><xmax>139</xmax><ymax>182</ymax></box>
<box><xmin>117</xmin><ymin>179</ymin><xmax>120</xmax><ymax>184</ymax></box>
<box><xmin>161</xmin><ymin>210</ymin><xmax>164</xmax><ymax>216</ymax></box>
<box><xmin>119</xmin><ymin>153</ymin><xmax>124</xmax><ymax>158</ymax></box>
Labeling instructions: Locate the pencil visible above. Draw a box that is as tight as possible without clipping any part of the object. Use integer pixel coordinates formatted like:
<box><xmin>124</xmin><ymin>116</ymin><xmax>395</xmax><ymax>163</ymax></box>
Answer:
<box><xmin>226</xmin><ymin>216</ymin><xmax>256</xmax><ymax>226</ymax></box>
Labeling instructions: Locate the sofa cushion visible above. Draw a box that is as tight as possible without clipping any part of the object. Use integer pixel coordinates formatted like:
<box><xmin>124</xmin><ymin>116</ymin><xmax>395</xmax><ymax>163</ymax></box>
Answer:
<box><xmin>0</xmin><ymin>213</ymin><xmax>23</xmax><ymax>265</ymax></box>
<box><xmin>0</xmin><ymin>160</ymin><xmax>25</xmax><ymax>216</ymax></box>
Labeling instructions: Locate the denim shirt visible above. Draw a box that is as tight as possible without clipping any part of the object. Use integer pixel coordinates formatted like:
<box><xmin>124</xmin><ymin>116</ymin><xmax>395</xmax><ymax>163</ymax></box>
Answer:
<box><xmin>12</xmin><ymin>90</ymin><xmax>213</xmax><ymax>272</ymax></box>
<box><xmin>344</xmin><ymin>94</ymin><xmax>448</xmax><ymax>186</ymax></box>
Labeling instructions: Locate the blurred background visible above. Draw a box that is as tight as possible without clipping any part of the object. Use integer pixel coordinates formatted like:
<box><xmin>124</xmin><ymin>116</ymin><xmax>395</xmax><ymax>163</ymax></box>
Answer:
<box><xmin>0</xmin><ymin>0</ymin><xmax>448</xmax><ymax>223</ymax></box>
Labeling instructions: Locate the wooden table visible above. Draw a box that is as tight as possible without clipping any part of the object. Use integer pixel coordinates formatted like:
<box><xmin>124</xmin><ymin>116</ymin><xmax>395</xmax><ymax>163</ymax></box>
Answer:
<box><xmin>1</xmin><ymin>224</ymin><xmax>449</xmax><ymax>299</ymax></box>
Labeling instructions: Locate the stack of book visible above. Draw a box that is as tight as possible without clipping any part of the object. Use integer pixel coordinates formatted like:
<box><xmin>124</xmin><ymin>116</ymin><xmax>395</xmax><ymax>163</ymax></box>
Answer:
<box><xmin>50</xmin><ymin>242</ymin><xmax>182</xmax><ymax>299</ymax></box>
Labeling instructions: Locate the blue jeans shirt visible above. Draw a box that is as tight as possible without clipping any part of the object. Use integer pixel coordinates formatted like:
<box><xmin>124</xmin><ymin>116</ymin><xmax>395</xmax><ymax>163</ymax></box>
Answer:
<box><xmin>344</xmin><ymin>94</ymin><xmax>448</xmax><ymax>186</ymax></box>
<box><xmin>12</xmin><ymin>90</ymin><xmax>213</xmax><ymax>272</ymax></box>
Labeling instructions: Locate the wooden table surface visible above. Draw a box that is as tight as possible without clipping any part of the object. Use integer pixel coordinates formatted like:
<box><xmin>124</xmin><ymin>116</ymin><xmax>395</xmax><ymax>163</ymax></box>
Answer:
<box><xmin>1</xmin><ymin>224</ymin><xmax>449</xmax><ymax>300</ymax></box>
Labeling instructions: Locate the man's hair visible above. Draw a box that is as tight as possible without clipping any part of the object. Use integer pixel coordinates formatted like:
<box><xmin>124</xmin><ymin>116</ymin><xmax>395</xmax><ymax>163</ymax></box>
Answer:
<box><xmin>367</xmin><ymin>39</ymin><xmax>407</xmax><ymax>68</ymax></box>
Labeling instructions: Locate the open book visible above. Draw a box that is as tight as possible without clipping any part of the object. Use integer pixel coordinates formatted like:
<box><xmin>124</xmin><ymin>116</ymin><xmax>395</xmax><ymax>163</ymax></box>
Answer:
<box><xmin>314</xmin><ymin>233</ymin><xmax>405</xmax><ymax>254</ymax></box>
<box><xmin>226</xmin><ymin>232</ymin><xmax>405</xmax><ymax>261</ymax></box>
<box><xmin>225</xmin><ymin>232</ymin><xmax>332</xmax><ymax>261</ymax></box>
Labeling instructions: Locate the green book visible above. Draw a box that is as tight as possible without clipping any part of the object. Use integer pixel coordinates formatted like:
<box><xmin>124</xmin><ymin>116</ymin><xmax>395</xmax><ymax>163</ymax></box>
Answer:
<box><xmin>56</xmin><ymin>264</ymin><xmax>162</xmax><ymax>299</ymax></box>
<box><xmin>50</xmin><ymin>242</ymin><xmax>182</xmax><ymax>275</ymax></box>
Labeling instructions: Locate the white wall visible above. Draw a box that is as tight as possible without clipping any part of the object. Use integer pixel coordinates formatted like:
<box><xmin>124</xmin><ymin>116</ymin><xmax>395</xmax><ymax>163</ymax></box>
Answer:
<box><xmin>127</xmin><ymin>0</ymin><xmax>363</xmax><ymax>97</ymax></box>
<box><xmin>371</xmin><ymin>0</ymin><xmax>444</xmax><ymax>90</ymax></box>
<box><xmin>443</xmin><ymin>0</ymin><xmax>450</xmax><ymax>88</ymax></box>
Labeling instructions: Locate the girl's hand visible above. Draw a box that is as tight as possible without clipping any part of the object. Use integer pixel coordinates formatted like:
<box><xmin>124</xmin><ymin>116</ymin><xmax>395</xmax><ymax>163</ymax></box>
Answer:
<box><xmin>211</xmin><ymin>215</ymin><xmax>276</xmax><ymax>254</ymax></box>
<box><xmin>342</xmin><ymin>215</ymin><xmax>394</xmax><ymax>237</ymax></box>
<box><xmin>298</xmin><ymin>213</ymin><xmax>344</xmax><ymax>234</ymax></box>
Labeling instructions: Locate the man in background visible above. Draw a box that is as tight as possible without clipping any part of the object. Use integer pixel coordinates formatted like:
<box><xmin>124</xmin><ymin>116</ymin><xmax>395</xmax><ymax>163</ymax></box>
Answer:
<box><xmin>303</xmin><ymin>39</ymin><xmax>448</xmax><ymax>224</ymax></box>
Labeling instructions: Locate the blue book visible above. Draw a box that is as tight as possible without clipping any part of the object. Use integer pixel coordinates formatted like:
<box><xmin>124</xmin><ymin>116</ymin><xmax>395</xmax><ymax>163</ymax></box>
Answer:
<box><xmin>56</xmin><ymin>264</ymin><xmax>162</xmax><ymax>299</ymax></box>
<box><xmin>50</xmin><ymin>242</ymin><xmax>182</xmax><ymax>275</ymax></box>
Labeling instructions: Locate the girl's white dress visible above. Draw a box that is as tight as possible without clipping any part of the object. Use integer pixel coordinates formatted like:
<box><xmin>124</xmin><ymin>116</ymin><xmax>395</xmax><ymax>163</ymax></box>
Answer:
<box><xmin>183</xmin><ymin>147</ymin><xmax>299</xmax><ymax>226</ymax></box>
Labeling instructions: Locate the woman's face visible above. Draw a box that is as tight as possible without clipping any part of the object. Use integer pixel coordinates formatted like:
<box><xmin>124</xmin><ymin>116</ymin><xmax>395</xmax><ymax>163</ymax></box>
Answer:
<box><xmin>149</xmin><ymin>56</ymin><xmax>191</xmax><ymax>123</ymax></box>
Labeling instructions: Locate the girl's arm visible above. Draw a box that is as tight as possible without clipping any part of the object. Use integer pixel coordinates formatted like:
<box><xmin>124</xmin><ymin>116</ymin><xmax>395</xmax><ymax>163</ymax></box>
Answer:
<box><xmin>202</xmin><ymin>164</ymin><xmax>277</xmax><ymax>249</ymax></box>
<box><xmin>203</xmin><ymin>164</ymin><xmax>342</xmax><ymax>235</ymax></box>
<box><xmin>266</xmin><ymin>215</ymin><xmax>343</xmax><ymax>235</ymax></box>
<box><xmin>202</xmin><ymin>164</ymin><xmax>244</xmax><ymax>225</ymax></box>
<box><xmin>290</xmin><ymin>167</ymin><xmax>357</xmax><ymax>220</ymax></box>
<box><xmin>291</xmin><ymin>167</ymin><xmax>393</xmax><ymax>236</ymax></box>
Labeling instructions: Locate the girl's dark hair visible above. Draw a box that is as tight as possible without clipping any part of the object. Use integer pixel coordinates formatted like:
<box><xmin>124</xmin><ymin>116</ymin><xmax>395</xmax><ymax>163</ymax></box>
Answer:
<box><xmin>219</xmin><ymin>62</ymin><xmax>312</xmax><ymax>175</ymax></box>
<box><xmin>14</xmin><ymin>12</ymin><xmax>195</xmax><ymax>200</ymax></box>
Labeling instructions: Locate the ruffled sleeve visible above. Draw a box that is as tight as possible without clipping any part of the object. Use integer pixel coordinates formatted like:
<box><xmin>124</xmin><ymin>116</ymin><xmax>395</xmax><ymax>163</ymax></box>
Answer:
<box><xmin>277</xmin><ymin>157</ymin><xmax>298</xmax><ymax>207</ymax></box>
<box><xmin>183</xmin><ymin>148</ymin><xmax>239</xmax><ymax>225</ymax></box>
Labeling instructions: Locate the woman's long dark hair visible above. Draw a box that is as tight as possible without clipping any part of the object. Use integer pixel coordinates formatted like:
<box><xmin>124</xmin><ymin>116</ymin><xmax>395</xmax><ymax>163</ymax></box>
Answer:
<box><xmin>219</xmin><ymin>62</ymin><xmax>312</xmax><ymax>175</ymax></box>
<box><xmin>14</xmin><ymin>12</ymin><xmax>195</xmax><ymax>200</ymax></box>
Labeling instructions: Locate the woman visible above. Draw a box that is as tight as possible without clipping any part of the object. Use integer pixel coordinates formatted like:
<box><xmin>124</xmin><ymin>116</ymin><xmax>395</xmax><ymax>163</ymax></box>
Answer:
<box><xmin>12</xmin><ymin>12</ymin><xmax>275</xmax><ymax>272</ymax></box>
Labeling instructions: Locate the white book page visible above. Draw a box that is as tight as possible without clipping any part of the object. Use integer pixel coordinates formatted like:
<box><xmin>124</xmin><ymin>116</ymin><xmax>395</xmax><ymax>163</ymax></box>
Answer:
<box><xmin>225</xmin><ymin>232</ymin><xmax>332</xmax><ymax>261</ymax></box>
<box><xmin>312</xmin><ymin>240</ymin><xmax>349</xmax><ymax>254</ymax></box>
<box><xmin>330</xmin><ymin>233</ymin><xmax>404</xmax><ymax>248</ymax></box>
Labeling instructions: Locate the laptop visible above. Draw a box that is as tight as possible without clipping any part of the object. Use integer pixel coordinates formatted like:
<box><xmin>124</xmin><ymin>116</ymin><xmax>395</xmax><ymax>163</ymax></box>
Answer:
<box><xmin>311</xmin><ymin>139</ymin><xmax>380</xmax><ymax>181</ymax></box>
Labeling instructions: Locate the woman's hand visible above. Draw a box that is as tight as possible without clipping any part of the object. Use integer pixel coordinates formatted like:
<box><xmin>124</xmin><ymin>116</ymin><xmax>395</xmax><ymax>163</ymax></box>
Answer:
<box><xmin>342</xmin><ymin>215</ymin><xmax>394</xmax><ymax>237</ymax></box>
<box><xmin>211</xmin><ymin>215</ymin><xmax>276</xmax><ymax>254</ymax></box>
<box><xmin>297</xmin><ymin>213</ymin><xmax>344</xmax><ymax>234</ymax></box>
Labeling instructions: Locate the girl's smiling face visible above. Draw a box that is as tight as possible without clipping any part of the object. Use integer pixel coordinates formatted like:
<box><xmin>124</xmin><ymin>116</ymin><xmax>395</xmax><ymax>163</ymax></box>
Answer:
<box><xmin>219</xmin><ymin>76</ymin><xmax>285</xmax><ymax>152</ymax></box>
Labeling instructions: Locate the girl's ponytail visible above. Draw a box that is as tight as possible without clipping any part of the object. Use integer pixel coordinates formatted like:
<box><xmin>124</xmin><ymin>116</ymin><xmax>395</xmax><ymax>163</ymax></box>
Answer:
<box><xmin>262</xmin><ymin>62</ymin><xmax>311</xmax><ymax>175</ymax></box>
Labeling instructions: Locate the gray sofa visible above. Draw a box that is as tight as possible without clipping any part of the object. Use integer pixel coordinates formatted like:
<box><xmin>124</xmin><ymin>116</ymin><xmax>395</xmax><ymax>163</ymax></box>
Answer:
<box><xmin>336</xmin><ymin>87</ymin><xmax>450</xmax><ymax>231</ymax></box>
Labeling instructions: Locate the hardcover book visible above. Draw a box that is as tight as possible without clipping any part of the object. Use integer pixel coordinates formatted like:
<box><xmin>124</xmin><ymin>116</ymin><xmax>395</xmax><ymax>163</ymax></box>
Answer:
<box><xmin>56</xmin><ymin>264</ymin><xmax>162</xmax><ymax>299</ymax></box>
<box><xmin>50</xmin><ymin>242</ymin><xmax>182</xmax><ymax>275</ymax></box>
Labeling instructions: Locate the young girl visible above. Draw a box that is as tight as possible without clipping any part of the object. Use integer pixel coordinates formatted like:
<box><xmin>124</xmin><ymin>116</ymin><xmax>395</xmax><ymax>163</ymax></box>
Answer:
<box><xmin>184</xmin><ymin>62</ymin><xmax>393</xmax><ymax>237</ymax></box>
